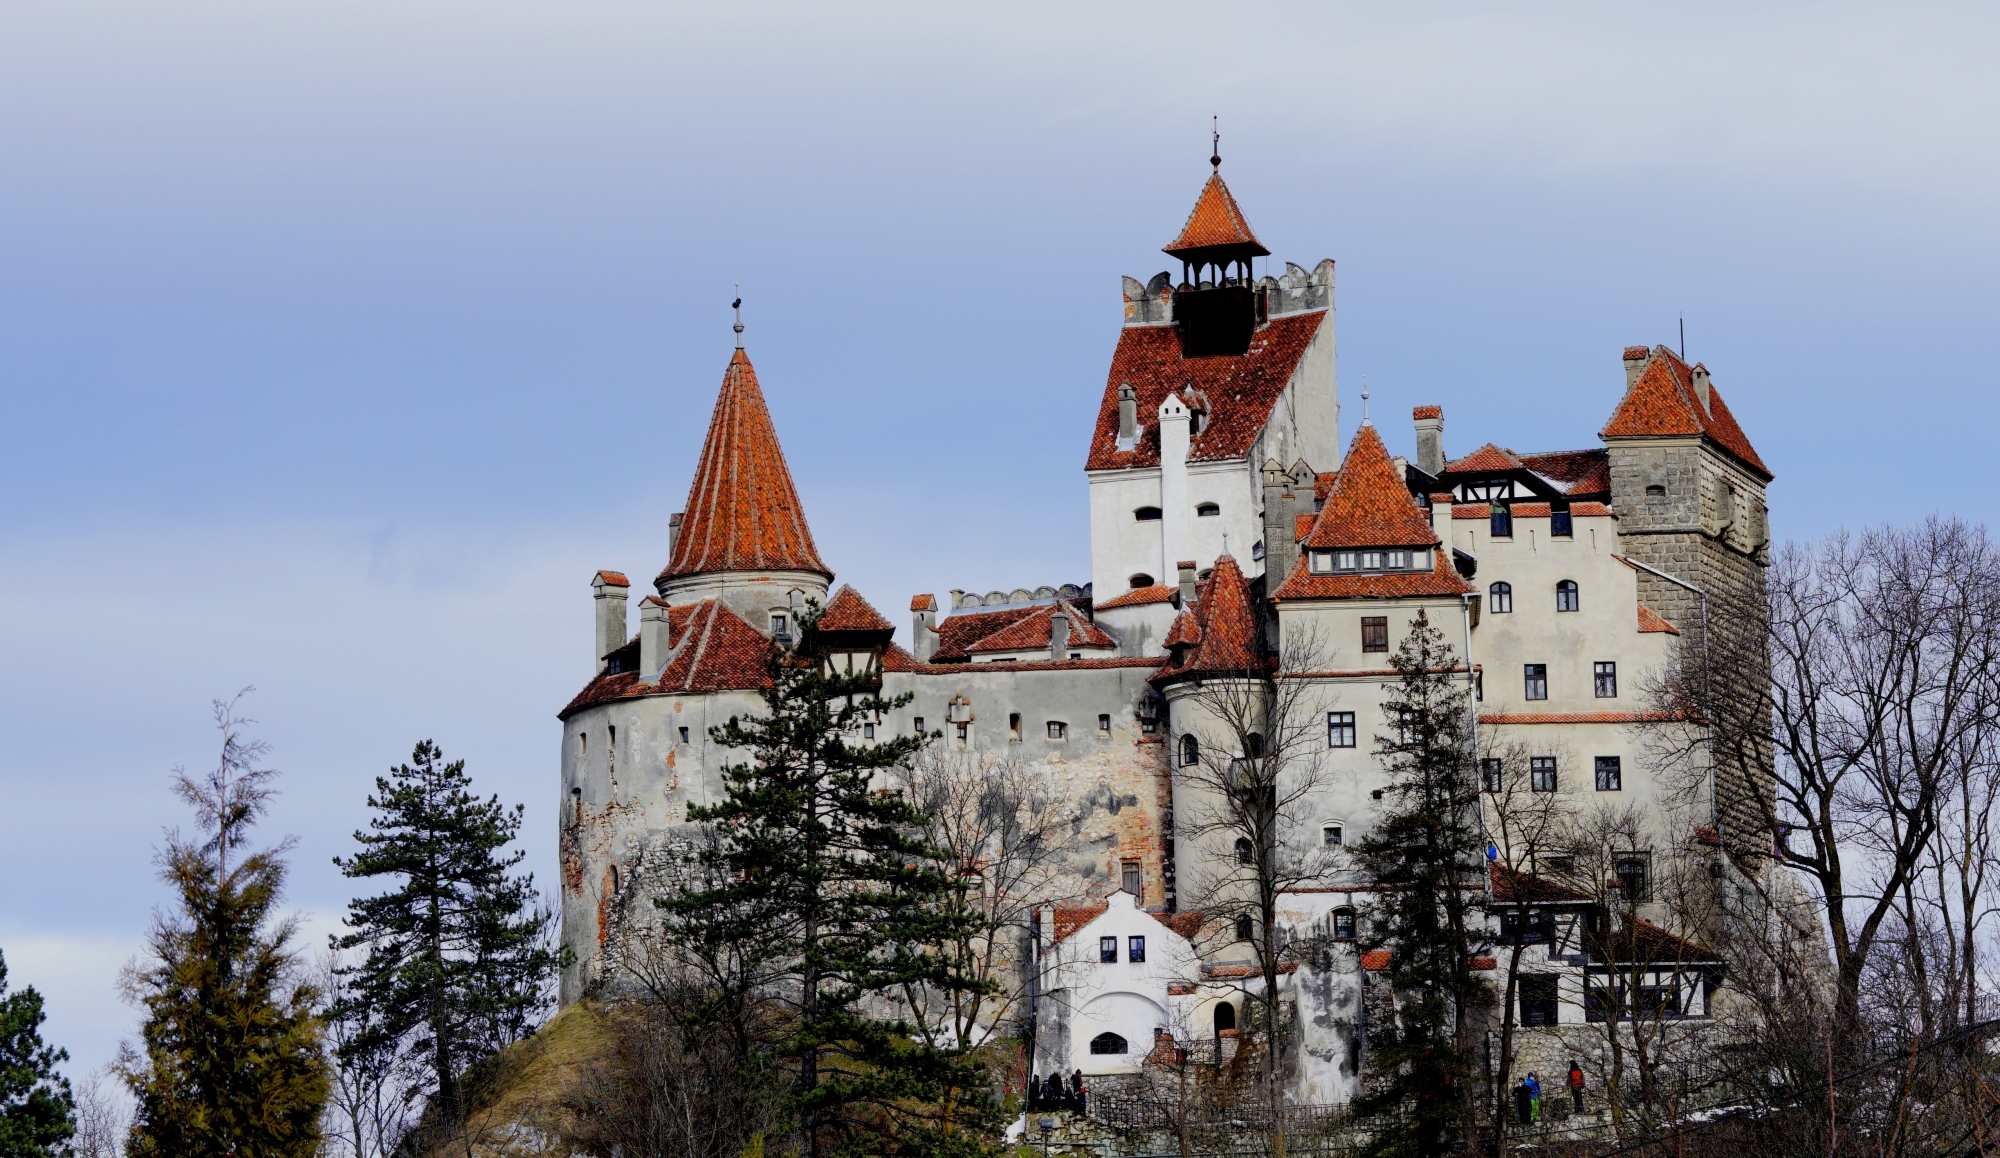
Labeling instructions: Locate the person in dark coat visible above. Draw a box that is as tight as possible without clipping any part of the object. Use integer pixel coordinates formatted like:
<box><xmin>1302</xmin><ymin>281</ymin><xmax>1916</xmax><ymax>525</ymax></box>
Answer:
<box><xmin>1072</xmin><ymin>1069</ymin><xmax>1087</xmax><ymax>1113</ymax></box>
<box><xmin>1514</xmin><ymin>1077</ymin><xmax>1533</xmax><ymax>1124</ymax></box>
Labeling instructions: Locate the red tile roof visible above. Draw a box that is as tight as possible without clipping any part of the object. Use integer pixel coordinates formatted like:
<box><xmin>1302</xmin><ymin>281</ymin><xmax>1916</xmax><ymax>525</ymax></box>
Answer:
<box><xmin>817</xmin><ymin>585</ymin><xmax>894</xmax><ymax>633</ymax></box>
<box><xmin>1601</xmin><ymin>346</ymin><xmax>1770</xmax><ymax>479</ymax></box>
<box><xmin>1271</xmin><ymin>565</ymin><xmax>1473</xmax><ymax>602</ymax></box>
<box><xmin>1623</xmin><ymin>345</ymin><xmax>1650</xmax><ymax>361</ymax></box>
<box><xmin>910</xmin><ymin>593</ymin><xmax>936</xmax><ymax>612</ymax></box>
<box><xmin>1294</xmin><ymin>513</ymin><xmax>1315</xmax><ymax>541</ymax></box>
<box><xmin>1152</xmin><ymin>555</ymin><xmax>1269</xmax><ymax>682</ymax></box>
<box><xmin>1085</xmin><ymin>312</ymin><xmax>1325</xmax><ymax>471</ymax></box>
<box><xmin>1050</xmin><ymin>902</ymin><xmax>1109</xmax><ymax>946</ymax></box>
<box><xmin>1153</xmin><ymin>910</ymin><xmax>1205</xmax><ymax>940</ymax></box>
<box><xmin>1095</xmin><ymin>585</ymin><xmax>1176</xmax><ymax>610</ymax></box>
<box><xmin>1492</xmin><ymin>863</ymin><xmax>1595</xmax><ymax>904</ymax></box>
<box><xmin>927</xmin><ymin>605</ymin><xmax>1040</xmax><ymax>663</ymax></box>
<box><xmin>1412</xmin><ymin>405</ymin><xmax>1442</xmax><ymax>420</ymax></box>
<box><xmin>1315</xmin><ymin>471</ymin><xmax>1339</xmax><ymax>502</ymax></box>
<box><xmin>1163</xmin><ymin>173</ymin><xmax>1269</xmax><ymax>259</ymax></box>
<box><xmin>1478</xmin><ymin>711</ymin><xmax>1684</xmax><ymax>725</ymax></box>
<box><xmin>1163</xmin><ymin>609</ymin><xmax>1202</xmax><ymax>650</ymax></box>
<box><xmin>1360</xmin><ymin>950</ymin><xmax>1390</xmax><ymax>971</ymax></box>
<box><xmin>1452</xmin><ymin>501</ymin><xmax>1614</xmax><ymax>520</ymax></box>
<box><xmin>1298</xmin><ymin>425</ymin><xmax>1441</xmax><ymax>551</ymax></box>
<box><xmin>1517</xmin><ymin>449</ymin><xmax>1611</xmax><ymax>494</ymax></box>
<box><xmin>889</xmin><ymin>655</ymin><xmax>1163</xmax><ymax>675</ymax></box>
<box><xmin>1637</xmin><ymin>605</ymin><xmax>1680</xmax><ymax>635</ymax></box>
<box><xmin>595</xmin><ymin>570</ymin><xmax>630</xmax><ymax>587</ymax></box>
<box><xmin>1445</xmin><ymin>443</ymin><xmax>1525</xmax><ymax>473</ymax></box>
<box><xmin>1590</xmin><ymin>918</ymin><xmax>1721</xmax><ymax>966</ymax></box>
<box><xmin>964</xmin><ymin>601</ymin><xmax>1117</xmax><ymax>654</ymax></box>
<box><xmin>559</xmin><ymin>600</ymin><xmax>773</xmax><ymax>717</ymax></box>
<box><xmin>1468</xmin><ymin>957</ymin><xmax>1498</xmax><ymax>971</ymax></box>
<box><xmin>658</xmin><ymin>349</ymin><xmax>831</xmax><ymax>585</ymax></box>
<box><xmin>1202</xmin><ymin>961</ymin><xmax>1299</xmax><ymax>979</ymax></box>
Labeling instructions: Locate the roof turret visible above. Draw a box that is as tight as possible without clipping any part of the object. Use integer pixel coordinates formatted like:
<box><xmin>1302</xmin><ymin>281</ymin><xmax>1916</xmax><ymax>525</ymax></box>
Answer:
<box><xmin>658</xmin><ymin>349</ymin><xmax>831</xmax><ymax>586</ymax></box>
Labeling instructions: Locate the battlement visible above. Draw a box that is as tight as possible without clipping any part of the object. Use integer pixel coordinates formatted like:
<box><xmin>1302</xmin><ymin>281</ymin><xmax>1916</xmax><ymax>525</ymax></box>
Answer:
<box><xmin>1120</xmin><ymin>259</ymin><xmax>1333</xmax><ymax>327</ymax></box>
<box><xmin>946</xmin><ymin>583</ymin><xmax>1089</xmax><ymax>612</ymax></box>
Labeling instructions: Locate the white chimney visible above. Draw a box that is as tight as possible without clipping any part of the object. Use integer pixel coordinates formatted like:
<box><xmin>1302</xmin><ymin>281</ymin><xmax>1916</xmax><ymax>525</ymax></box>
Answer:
<box><xmin>591</xmin><ymin>571</ymin><xmax>630</xmax><ymax>671</ymax></box>
<box><xmin>639</xmin><ymin>596</ymin><xmax>672</xmax><ymax>677</ymax></box>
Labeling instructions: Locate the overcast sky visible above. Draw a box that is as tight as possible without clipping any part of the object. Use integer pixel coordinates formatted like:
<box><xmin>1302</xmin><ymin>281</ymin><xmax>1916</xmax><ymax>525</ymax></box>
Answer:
<box><xmin>4</xmin><ymin>1</ymin><xmax>1998</xmax><ymax>1083</ymax></box>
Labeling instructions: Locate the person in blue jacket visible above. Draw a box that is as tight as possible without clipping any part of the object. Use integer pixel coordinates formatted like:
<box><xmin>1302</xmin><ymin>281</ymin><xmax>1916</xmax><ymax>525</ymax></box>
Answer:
<box><xmin>1525</xmin><ymin>1072</ymin><xmax>1542</xmax><ymax>1122</ymax></box>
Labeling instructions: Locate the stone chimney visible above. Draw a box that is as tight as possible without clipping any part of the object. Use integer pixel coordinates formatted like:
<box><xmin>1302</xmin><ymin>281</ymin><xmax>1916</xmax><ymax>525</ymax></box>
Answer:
<box><xmin>1623</xmin><ymin>345</ymin><xmax>1651</xmax><ymax>387</ymax></box>
<box><xmin>1177</xmin><ymin>560</ymin><xmax>1199</xmax><ymax>607</ymax></box>
<box><xmin>668</xmin><ymin>512</ymin><xmax>683</xmax><ymax>558</ymax></box>
<box><xmin>1116</xmin><ymin>382</ymin><xmax>1138</xmax><ymax>449</ymax></box>
<box><xmin>1261</xmin><ymin>460</ymin><xmax>1296</xmax><ymax>589</ymax></box>
<box><xmin>911</xmin><ymin>594</ymin><xmax>938</xmax><ymax>663</ymax></box>
<box><xmin>592</xmin><ymin>570</ymin><xmax>630</xmax><ymax>671</ymax></box>
<box><xmin>639</xmin><ymin>596</ymin><xmax>672</xmax><ymax>677</ymax></box>
<box><xmin>1049</xmin><ymin>611</ymin><xmax>1071</xmax><ymax>661</ymax></box>
<box><xmin>1691</xmin><ymin>363</ymin><xmax>1712</xmax><ymax>415</ymax></box>
<box><xmin>1412</xmin><ymin>405</ymin><xmax>1445</xmax><ymax>477</ymax></box>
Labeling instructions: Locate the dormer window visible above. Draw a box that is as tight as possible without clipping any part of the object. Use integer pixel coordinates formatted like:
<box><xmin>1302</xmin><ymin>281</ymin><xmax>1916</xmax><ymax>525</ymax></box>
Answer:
<box><xmin>1361</xmin><ymin>551</ymin><xmax>1383</xmax><ymax>569</ymax></box>
<box><xmin>1387</xmin><ymin>550</ymin><xmax>1409</xmax><ymax>569</ymax></box>
<box><xmin>1336</xmin><ymin>552</ymin><xmax>1357</xmax><ymax>570</ymax></box>
<box><xmin>1310</xmin><ymin>552</ymin><xmax>1333</xmax><ymax>574</ymax></box>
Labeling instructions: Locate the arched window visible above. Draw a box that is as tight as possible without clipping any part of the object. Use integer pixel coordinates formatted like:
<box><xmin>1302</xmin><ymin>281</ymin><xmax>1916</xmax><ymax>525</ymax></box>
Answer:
<box><xmin>1179</xmin><ymin>734</ymin><xmax>1200</xmax><ymax>767</ymax></box>
<box><xmin>1213</xmin><ymin>1001</ymin><xmax>1237</xmax><ymax>1033</ymax></box>
<box><xmin>1489</xmin><ymin>581</ymin><xmax>1513</xmax><ymax>614</ymax></box>
<box><xmin>1333</xmin><ymin>907</ymin><xmax>1356</xmax><ymax>941</ymax></box>
<box><xmin>1129</xmin><ymin>573</ymin><xmax>1155</xmax><ymax>589</ymax></box>
<box><xmin>1556</xmin><ymin>580</ymin><xmax>1579</xmax><ymax>612</ymax></box>
<box><xmin>1090</xmin><ymin>1032</ymin><xmax>1128</xmax><ymax>1055</ymax></box>
<box><xmin>1235</xmin><ymin>837</ymin><xmax>1255</xmax><ymax>864</ymax></box>
<box><xmin>1196</xmin><ymin>502</ymin><xmax>1221</xmax><ymax>517</ymax></box>
<box><xmin>1134</xmin><ymin>506</ymin><xmax>1163</xmax><ymax>521</ymax></box>
<box><xmin>1243</xmin><ymin>732</ymin><xmax>1265</xmax><ymax>759</ymax></box>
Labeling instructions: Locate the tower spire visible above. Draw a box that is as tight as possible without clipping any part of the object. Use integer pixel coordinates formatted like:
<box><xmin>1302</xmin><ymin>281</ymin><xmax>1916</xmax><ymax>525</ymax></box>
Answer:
<box><xmin>1211</xmin><ymin>115</ymin><xmax>1220</xmax><ymax>171</ymax></box>
<box><xmin>732</xmin><ymin>282</ymin><xmax>744</xmax><ymax>349</ymax></box>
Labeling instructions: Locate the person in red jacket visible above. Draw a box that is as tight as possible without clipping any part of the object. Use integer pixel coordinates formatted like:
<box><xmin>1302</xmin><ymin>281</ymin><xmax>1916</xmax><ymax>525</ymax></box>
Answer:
<box><xmin>1568</xmin><ymin>1060</ymin><xmax>1586</xmax><ymax>1113</ymax></box>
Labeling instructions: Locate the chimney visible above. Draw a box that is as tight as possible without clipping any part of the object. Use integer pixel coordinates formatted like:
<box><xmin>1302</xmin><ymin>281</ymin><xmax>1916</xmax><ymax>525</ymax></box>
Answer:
<box><xmin>667</xmin><ymin>512</ymin><xmax>684</xmax><ymax>559</ymax></box>
<box><xmin>1623</xmin><ymin>346</ymin><xmax>1651</xmax><ymax>387</ymax></box>
<box><xmin>1412</xmin><ymin>405</ymin><xmax>1445</xmax><ymax>477</ymax></box>
<box><xmin>1049</xmin><ymin>611</ymin><xmax>1071</xmax><ymax>661</ymax></box>
<box><xmin>1690</xmin><ymin>363</ymin><xmax>1712</xmax><ymax>415</ymax></box>
<box><xmin>911</xmin><ymin>594</ymin><xmax>938</xmax><ymax>663</ymax></box>
<box><xmin>1177</xmin><ymin>560</ymin><xmax>1199</xmax><ymax>607</ymax></box>
<box><xmin>639</xmin><ymin>596</ymin><xmax>672</xmax><ymax>677</ymax></box>
<box><xmin>591</xmin><ymin>571</ymin><xmax>630</xmax><ymax>671</ymax></box>
<box><xmin>1261</xmin><ymin>459</ymin><xmax>1294</xmax><ymax>588</ymax></box>
<box><xmin>1117</xmin><ymin>382</ymin><xmax>1138</xmax><ymax>448</ymax></box>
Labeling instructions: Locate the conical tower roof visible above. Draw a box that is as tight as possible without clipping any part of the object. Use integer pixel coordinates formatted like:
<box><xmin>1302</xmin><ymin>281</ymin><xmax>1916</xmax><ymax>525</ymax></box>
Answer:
<box><xmin>658</xmin><ymin>349</ymin><xmax>831</xmax><ymax>584</ymax></box>
<box><xmin>1163</xmin><ymin>173</ymin><xmax>1269</xmax><ymax>263</ymax></box>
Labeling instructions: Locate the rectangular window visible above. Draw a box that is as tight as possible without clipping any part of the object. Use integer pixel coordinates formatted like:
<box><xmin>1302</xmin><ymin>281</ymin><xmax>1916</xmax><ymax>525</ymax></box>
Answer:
<box><xmin>1519</xmin><ymin>975</ymin><xmax>1560</xmax><ymax>1026</ymax></box>
<box><xmin>1100</xmin><ymin>936</ymin><xmax>1118</xmax><ymax>963</ymax></box>
<box><xmin>771</xmin><ymin>613</ymin><xmax>789</xmax><ymax>636</ymax></box>
<box><xmin>1361</xmin><ymin>551</ymin><xmax>1383</xmax><ymax>569</ymax></box>
<box><xmin>913</xmin><ymin>716</ymin><xmax>925</xmax><ymax>735</ymax></box>
<box><xmin>1323</xmin><ymin>825</ymin><xmax>1343</xmax><ymax>847</ymax></box>
<box><xmin>956</xmin><ymin>722</ymin><xmax>969</xmax><ymax>741</ymax></box>
<box><xmin>678</xmin><ymin>726</ymin><xmax>690</xmax><ymax>744</ymax></box>
<box><xmin>1387</xmin><ymin>549</ymin><xmax>1409</xmax><ymax>569</ymax></box>
<box><xmin>1475</xmin><ymin>669</ymin><xmax>1484</xmax><ymax>701</ymax></box>
<box><xmin>862</xmin><ymin>723</ymin><xmax>875</xmax><ymax>739</ymax></box>
<box><xmin>1362</xmin><ymin>616</ymin><xmax>1389</xmax><ymax>653</ymax></box>
<box><xmin>1121</xmin><ymin>861</ymin><xmax>1141</xmax><ymax>896</ymax></box>
<box><xmin>1047</xmin><ymin>721</ymin><xmax>1067</xmax><ymax>740</ymax></box>
<box><xmin>1596</xmin><ymin>756</ymin><xmax>1623</xmax><ymax>792</ymax></box>
<box><xmin>1310</xmin><ymin>551</ymin><xmax>1332</xmax><ymax>573</ymax></box>
<box><xmin>1480</xmin><ymin>758</ymin><xmax>1503</xmax><ymax>792</ymax></box>
<box><xmin>1616</xmin><ymin>854</ymin><xmax>1650</xmax><ymax>900</ymax></box>
<box><xmin>1530</xmin><ymin>756</ymin><xmax>1558</xmax><ymax>793</ymax></box>
<box><xmin>1336</xmin><ymin>551</ymin><xmax>1356</xmax><ymax>570</ymax></box>
<box><xmin>1524</xmin><ymin>664</ymin><xmax>1548</xmax><ymax>700</ymax></box>
<box><xmin>1009</xmin><ymin>713</ymin><xmax>1021</xmax><ymax>740</ymax></box>
<box><xmin>1327</xmin><ymin>712</ymin><xmax>1357</xmax><ymax>748</ymax></box>
<box><xmin>1550</xmin><ymin>505</ymin><xmax>1573</xmax><ymax>537</ymax></box>
<box><xmin>1127</xmin><ymin>936</ymin><xmax>1146</xmax><ymax>963</ymax></box>
<box><xmin>1490</xmin><ymin>501</ymin><xmax>1513</xmax><ymax>537</ymax></box>
<box><xmin>1099</xmin><ymin>713</ymin><xmax>1112</xmax><ymax>734</ymax></box>
<box><xmin>1594</xmin><ymin>661</ymin><xmax>1618</xmax><ymax>698</ymax></box>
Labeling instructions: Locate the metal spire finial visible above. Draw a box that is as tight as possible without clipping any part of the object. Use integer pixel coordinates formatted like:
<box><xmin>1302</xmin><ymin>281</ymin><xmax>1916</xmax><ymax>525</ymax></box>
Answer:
<box><xmin>1211</xmin><ymin>116</ymin><xmax>1221</xmax><ymax>170</ymax></box>
<box><xmin>1360</xmin><ymin>378</ymin><xmax>1372</xmax><ymax>427</ymax></box>
<box><xmin>732</xmin><ymin>282</ymin><xmax>744</xmax><ymax>348</ymax></box>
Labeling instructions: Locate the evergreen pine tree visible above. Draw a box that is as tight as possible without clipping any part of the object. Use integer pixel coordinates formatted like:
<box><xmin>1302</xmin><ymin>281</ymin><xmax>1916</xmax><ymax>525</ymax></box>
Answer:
<box><xmin>0</xmin><ymin>948</ymin><xmax>75</xmax><ymax>1158</ymax></box>
<box><xmin>331</xmin><ymin>740</ymin><xmax>560</xmax><ymax>1137</ymax></box>
<box><xmin>118</xmin><ymin>692</ymin><xmax>328</xmax><ymax>1158</ymax></box>
<box><xmin>1353</xmin><ymin>612</ymin><xmax>1490</xmax><ymax>1158</ymax></box>
<box><xmin>661</xmin><ymin>604</ymin><xmax>1002</xmax><ymax>1158</ymax></box>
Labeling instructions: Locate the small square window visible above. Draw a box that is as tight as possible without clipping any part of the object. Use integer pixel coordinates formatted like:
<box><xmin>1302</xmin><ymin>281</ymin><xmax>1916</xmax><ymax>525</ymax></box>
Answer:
<box><xmin>1323</xmin><ymin>825</ymin><xmax>1343</xmax><ymax>848</ymax></box>
<box><xmin>956</xmin><ymin>722</ymin><xmax>969</xmax><ymax>741</ymax></box>
<box><xmin>1327</xmin><ymin>711</ymin><xmax>1356</xmax><ymax>748</ymax></box>
<box><xmin>1361</xmin><ymin>616</ymin><xmax>1389</xmax><ymax>653</ymax></box>
<box><xmin>1387</xmin><ymin>549</ymin><xmax>1409</xmax><ymax>569</ymax></box>
<box><xmin>1531</xmin><ymin>756</ymin><xmax>1558</xmax><ymax>793</ymax></box>
<box><xmin>913</xmin><ymin>716</ymin><xmax>925</xmax><ymax>734</ymax></box>
<box><xmin>1551</xmin><ymin>506</ymin><xmax>1573</xmax><ymax>537</ymax></box>
<box><xmin>1047</xmin><ymin>721</ymin><xmax>1067</xmax><ymax>740</ymax></box>
<box><xmin>1594</xmin><ymin>661</ymin><xmax>1617</xmax><ymax>698</ymax></box>
<box><xmin>1362</xmin><ymin>551</ymin><xmax>1384</xmax><ymax>569</ymax></box>
<box><xmin>771</xmin><ymin>613</ymin><xmax>789</xmax><ymax>635</ymax></box>
<box><xmin>1121</xmin><ymin>861</ymin><xmax>1141</xmax><ymax>896</ymax></box>
<box><xmin>1524</xmin><ymin>664</ymin><xmax>1548</xmax><ymax>701</ymax></box>
<box><xmin>1100</xmin><ymin>936</ymin><xmax>1118</xmax><ymax>963</ymax></box>
<box><xmin>678</xmin><ymin>727</ymin><xmax>690</xmax><ymax>744</ymax></box>
<box><xmin>1128</xmin><ymin>936</ymin><xmax>1146</xmax><ymax>963</ymax></box>
<box><xmin>1480</xmin><ymin>758</ymin><xmax>1503</xmax><ymax>792</ymax></box>
<box><xmin>1596</xmin><ymin>756</ymin><xmax>1623</xmax><ymax>792</ymax></box>
<box><xmin>1310</xmin><ymin>552</ymin><xmax>1333</xmax><ymax>574</ymax></box>
<box><xmin>863</xmin><ymin>723</ymin><xmax>875</xmax><ymax>739</ymax></box>
<box><xmin>1333</xmin><ymin>909</ymin><xmax>1356</xmax><ymax>941</ymax></box>
<box><xmin>1099</xmin><ymin>713</ymin><xmax>1112</xmax><ymax>734</ymax></box>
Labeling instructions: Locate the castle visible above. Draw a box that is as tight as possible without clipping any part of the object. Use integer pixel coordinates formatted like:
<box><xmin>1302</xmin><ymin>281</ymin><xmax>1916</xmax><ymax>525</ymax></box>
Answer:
<box><xmin>556</xmin><ymin>156</ymin><xmax>1775</xmax><ymax>1107</ymax></box>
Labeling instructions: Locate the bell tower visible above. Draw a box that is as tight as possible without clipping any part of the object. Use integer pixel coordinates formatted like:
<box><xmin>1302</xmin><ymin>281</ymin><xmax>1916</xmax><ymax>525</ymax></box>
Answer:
<box><xmin>1162</xmin><ymin>133</ymin><xmax>1270</xmax><ymax>358</ymax></box>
